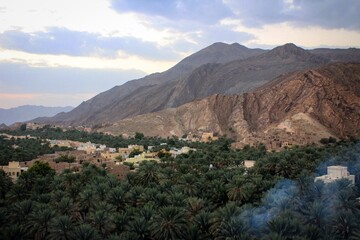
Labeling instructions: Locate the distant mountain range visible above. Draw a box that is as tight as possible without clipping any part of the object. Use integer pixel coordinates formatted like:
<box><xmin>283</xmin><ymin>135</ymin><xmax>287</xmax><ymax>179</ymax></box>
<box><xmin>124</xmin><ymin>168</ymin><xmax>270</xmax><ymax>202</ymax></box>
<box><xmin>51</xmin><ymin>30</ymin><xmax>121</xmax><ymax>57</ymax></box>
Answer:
<box><xmin>31</xmin><ymin>42</ymin><xmax>360</xmax><ymax>147</ymax></box>
<box><xmin>0</xmin><ymin>105</ymin><xmax>73</xmax><ymax>125</ymax></box>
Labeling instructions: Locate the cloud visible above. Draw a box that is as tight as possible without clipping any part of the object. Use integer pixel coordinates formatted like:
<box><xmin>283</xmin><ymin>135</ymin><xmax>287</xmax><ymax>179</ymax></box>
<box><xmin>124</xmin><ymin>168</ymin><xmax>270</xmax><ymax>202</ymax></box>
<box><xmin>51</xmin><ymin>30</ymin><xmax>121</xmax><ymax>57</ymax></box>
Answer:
<box><xmin>0</xmin><ymin>27</ymin><xmax>181</xmax><ymax>61</ymax></box>
<box><xmin>0</xmin><ymin>62</ymin><xmax>147</xmax><ymax>108</ymax></box>
<box><xmin>226</xmin><ymin>0</ymin><xmax>360</xmax><ymax>30</ymax></box>
<box><xmin>222</xmin><ymin>20</ymin><xmax>360</xmax><ymax>49</ymax></box>
<box><xmin>111</xmin><ymin>0</ymin><xmax>232</xmax><ymax>24</ymax></box>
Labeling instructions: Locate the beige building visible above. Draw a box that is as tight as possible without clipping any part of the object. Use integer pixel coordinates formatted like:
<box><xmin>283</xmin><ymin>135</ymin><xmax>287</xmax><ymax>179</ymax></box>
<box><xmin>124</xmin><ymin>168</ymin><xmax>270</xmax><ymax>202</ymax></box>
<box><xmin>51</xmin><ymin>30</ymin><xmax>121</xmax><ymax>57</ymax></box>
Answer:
<box><xmin>0</xmin><ymin>161</ymin><xmax>28</xmax><ymax>181</ymax></box>
<box><xmin>101</xmin><ymin>152</ymin><xmax>121</xmax><ymax>160</ymax></box>
<box><xmin>119</xmin><ymin>145</ymin><xmax>144</xmax><ymax>158</ymax></box>
<box><xmin>128</xmin><ymin>145</ymin><xmax>144</xmax><ymax>152</ymax></box>
<box><xmin>124</xmin><ymin>152</ymin><xmax>159</xmax><ymax>164</ymax></box>
<box><xmin>77</xmin><ymin>142</ymin><xmax>97</xmax><ymax>154</ymax></box>
<box><xmin>244</xmin><ymin>160</ymin><xmax>256</xmax><ymax>168</ymax></box>
<box><xmin>315</xmin><ymin>166</ymin><xmax>355</xmax><ymax>184</ymax></box>
<box><xmin>201</xmin><ymin>132</ymin><xmax>219</xmax><ymax>142</ymax></box>
<box><xmin>118</xmin><ymin>148</ymin><xmax>132</xmax><ymax>157</ymax></box>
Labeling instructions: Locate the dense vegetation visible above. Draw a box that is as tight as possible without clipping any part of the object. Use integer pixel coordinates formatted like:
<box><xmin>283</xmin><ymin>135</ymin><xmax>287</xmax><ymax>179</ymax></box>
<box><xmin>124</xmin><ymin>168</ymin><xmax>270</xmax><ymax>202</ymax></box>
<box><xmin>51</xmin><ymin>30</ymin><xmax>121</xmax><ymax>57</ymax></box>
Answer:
<box><xmin>0</xmin><ymin>126</ymin><xmax>191</xmax><ymax>149</ymax></box>
<box><xmin>1</xmin><ymin>137</ymin><xmax>360</xmax><ymax>239</ymax></box>
<box><xmin>0</xmin><ymin>127</ymin><xmax>193</xmax><ymax>166</ymax></box>
<box><xmin>0</xmin><ymin>135</ymin><xmax>72</xmax><ymax>165</ymax></box>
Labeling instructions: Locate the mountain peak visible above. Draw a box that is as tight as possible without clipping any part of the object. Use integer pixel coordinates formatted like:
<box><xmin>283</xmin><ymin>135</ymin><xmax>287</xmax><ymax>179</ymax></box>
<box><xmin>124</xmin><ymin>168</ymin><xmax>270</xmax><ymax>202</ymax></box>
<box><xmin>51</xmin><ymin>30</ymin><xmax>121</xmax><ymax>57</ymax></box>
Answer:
<box><xmin>267</xmin><ymin>43</ymin><xmax>310</xmax><ymax>59</ymax></box>
<box><xmin>203</xmin><ymin>42</ymin><xmax>248</xmax><ymax>52</ymax></box>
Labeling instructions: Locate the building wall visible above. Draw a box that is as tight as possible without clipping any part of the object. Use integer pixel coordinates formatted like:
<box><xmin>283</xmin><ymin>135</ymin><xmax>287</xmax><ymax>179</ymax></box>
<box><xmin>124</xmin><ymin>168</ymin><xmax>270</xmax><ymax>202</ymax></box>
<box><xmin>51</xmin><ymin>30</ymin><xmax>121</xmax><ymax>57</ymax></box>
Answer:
<box><xmin>0</xmin><ymin>161</ymin><xmax>27</xmax><ymax>181</ymax></box>
<box><xmin>315</xmin><ymin>166</ymin><xmax>355</xmax><ymax>184</ymax></box>
<box><xmin>101</xmin><ymin>152</ymin><xmax>120</xmax><ymax>160</ymax></box>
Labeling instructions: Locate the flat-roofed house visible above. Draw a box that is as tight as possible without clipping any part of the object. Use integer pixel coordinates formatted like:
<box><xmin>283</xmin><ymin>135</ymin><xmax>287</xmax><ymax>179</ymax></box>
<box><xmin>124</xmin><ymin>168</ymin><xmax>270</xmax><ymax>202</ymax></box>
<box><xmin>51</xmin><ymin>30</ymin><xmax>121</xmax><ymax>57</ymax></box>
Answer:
<box><xmin>315</xmin><ymin>166</ymin><xmax>355</xmax><ymax>184</ymax></box>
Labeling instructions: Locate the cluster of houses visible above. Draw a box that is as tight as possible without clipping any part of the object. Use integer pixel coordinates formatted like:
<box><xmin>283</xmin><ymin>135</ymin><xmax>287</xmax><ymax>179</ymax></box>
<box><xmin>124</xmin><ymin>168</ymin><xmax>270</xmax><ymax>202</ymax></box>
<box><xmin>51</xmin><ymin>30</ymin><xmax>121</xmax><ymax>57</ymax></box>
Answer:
<box><xmin>183</xmin><ymin>132</ymin><xmax>219</xmax><ymax>143</ymax></box>
<box><xmin>234</xmin><ymin>128</ymin><xmax>318</xmax><ymax>151</ymax></box>
<box><xmin>0</xmin><ymin>137</ymin><xmax>198</xmax><ymax>181</ymax></box>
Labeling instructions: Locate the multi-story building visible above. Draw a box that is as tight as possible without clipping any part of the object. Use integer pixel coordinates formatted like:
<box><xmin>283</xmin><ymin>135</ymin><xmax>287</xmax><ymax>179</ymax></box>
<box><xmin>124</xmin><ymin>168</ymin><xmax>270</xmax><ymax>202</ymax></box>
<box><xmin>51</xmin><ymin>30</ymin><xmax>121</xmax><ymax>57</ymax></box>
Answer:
<box><xmin>315</xmin><ymin>166</ymin><xmax>355</xmax><ymax>184</ymax></box>
<box><xmin>0</xmin><ymin>161</ymin><xmax>28</xmax><ymax>181</ymax></box>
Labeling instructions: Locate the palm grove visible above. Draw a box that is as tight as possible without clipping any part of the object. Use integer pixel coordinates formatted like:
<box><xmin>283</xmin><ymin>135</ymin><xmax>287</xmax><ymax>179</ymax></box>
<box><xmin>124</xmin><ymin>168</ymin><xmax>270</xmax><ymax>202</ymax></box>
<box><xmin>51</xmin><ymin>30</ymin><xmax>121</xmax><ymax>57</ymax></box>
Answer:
<box><xmin>1</xmin><ymin>128</ymin><xmax>360</xmax><ymax>239</ymax></box>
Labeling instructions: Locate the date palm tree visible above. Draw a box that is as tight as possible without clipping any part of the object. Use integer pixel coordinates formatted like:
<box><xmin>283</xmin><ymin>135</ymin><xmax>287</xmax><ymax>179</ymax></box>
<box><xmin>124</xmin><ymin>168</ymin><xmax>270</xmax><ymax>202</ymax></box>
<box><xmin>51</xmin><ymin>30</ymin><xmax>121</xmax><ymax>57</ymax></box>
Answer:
<box><xmin>187</xmin><ymin>197</ymin><xmax>205</xmax><ymax>217</ymax></box>
<box><xmin>48</xmin><ymin>215</ymin><xmax>75</xmax><ymax>240</ymax></box>
<box><xmin>27</xmin><ymin>207</ymin><xmax>56</xmax><ymax>239</ymax></box>
<box><xmin>0</xmin><ymin>170</ymin><xmax>12</xmax><ymax>199</ymax></box>
<box><xmin>1</xmin><ymin>224</ymin><xmax>29</xmax><ymax>240</ymax></box>
<box><xmin>300</xmin><ymin>200</ymin><xmax>330</xmax><ymax>231</ymax></box>
<box><xmin>91</xmin><ymin>209</ymin><xmax>114</xmax><ymax>238</ymax></box>
<box><xmin>10</xmin><ymin>199</ymin><xmax>34</xmax><ymax>225</ymax></box>
<box><xmin>331</xmin><ymin>210</ymin><xmax>360</xmax><ymax>240</ymax></box>
<box><xmin>226</xmin><ymin>178</ymin><xmax>254</xmax><ymax>204</ymax></box>
<box><xmin>138</xmin><ymin>162</ymin><xmax>159</xmax><ymax>186</ymax></box>
<box><xmin>266</xmin><ymin>213</ymin><xmax>301</xmax><ymax>239</ymax></box>
<box><xmin>78</xmin><ymin>188</ymin><xmax>95</xmax><ymax>222</ymax></box>
<box><xmin>178</xmin><ymin>174</ymin><xmax>200</xmax><ymax>197</ymax></box>
<box><xmin>107</xmin><ymin>187</ymin><xmax>126</xmax><ymax>212</ymax></box>
<box><xmin>150</xmin><ymin>206</ymin><xmax>188</xmax><ymax>240</ymax></box>
<box><xmin>127</xmin><ymin>217</ymin><xmax>151</xmax><ymax>240</ymax></box>
<box><xmin>73</xmin><ymin>224</ymin><xmax>100</xmax><ymax>240</ymax></box>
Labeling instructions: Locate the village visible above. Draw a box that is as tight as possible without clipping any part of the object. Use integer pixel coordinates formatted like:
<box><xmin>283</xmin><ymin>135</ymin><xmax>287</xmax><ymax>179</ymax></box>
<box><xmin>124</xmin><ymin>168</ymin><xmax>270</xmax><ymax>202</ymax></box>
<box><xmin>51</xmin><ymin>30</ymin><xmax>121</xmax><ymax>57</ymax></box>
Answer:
<box><xmin>0</xmin><ymin>123</ymin><xmax>344</xmax><ymax>182</ymax></box>
<box><xmin>0</xmin><ymin>130</ymin><xmax>211</xmax><ymax>181</ymax></box>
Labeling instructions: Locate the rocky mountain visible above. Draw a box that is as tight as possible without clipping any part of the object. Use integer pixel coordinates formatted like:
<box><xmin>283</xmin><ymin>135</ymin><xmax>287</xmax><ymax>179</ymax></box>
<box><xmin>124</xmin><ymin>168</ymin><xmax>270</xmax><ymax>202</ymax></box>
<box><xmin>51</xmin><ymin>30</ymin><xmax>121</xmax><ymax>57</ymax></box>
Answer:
<box><xmin>0</xmin><ymin>105</ymin><xmax>73</xmax><ymax>125</ymax></box>
<box><xmin>36</xmin><ymin>43</ymin><xmax>360</xmax><ymax>129</ymax></box>
<box><xmin>35</xmin><ymin>43</ymin><xmax>265</xmax><ymax>126</ymax></box>
<box><xmin>99</xmin><ymin>63</ymin><xmax>360</xmax><ymax>148</ymax></box>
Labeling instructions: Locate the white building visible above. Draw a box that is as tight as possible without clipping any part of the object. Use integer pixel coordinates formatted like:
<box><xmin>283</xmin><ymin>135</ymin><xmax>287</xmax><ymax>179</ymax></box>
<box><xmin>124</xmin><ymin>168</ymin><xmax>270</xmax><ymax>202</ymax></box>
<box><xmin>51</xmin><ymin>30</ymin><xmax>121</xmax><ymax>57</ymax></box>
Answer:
<box><xmin>315</xmin><ymin>166</ymin><xmax>355</xmax><ymax>184</ymax></box>
<box><xmin>170</xmin><ymin>146</ymin><xmax>196</xmax><ymax>157</ymax></box>
<box><xmin>97</xmin><ymin>144</ymin><xmax>107</xmax><ymax>151</ymax></box>
<box><xmin>108</xmin><ymin>148</ymin><xmax>117</xmax><ymax>153</ymax></box>
<box><xmin>77</xmin><ymin>142</ymin><xmax>97</xmax><ymax>154</ymax></box>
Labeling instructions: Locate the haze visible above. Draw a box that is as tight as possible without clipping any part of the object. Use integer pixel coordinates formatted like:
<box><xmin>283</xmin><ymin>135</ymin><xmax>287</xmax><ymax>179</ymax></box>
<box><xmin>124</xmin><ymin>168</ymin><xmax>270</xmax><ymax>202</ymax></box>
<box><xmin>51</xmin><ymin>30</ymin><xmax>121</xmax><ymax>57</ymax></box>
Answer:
<box><xmin>0</xmin><ymin>0</ymin><xmax>359</xmax><ymax>108</ymax></box>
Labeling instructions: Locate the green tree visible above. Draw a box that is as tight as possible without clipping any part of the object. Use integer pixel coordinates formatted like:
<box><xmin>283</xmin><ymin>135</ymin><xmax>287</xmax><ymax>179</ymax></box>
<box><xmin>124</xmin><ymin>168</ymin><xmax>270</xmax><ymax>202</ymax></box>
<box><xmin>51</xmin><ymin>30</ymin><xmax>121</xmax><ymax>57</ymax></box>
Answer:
<box><xmin>135</xmin><ymin>132</ymin><xmax>145</xmax><ymax>140</ymax></box>
<box><xmin>73</xmin><ymin>224</ymin><xmax>100</xmax><ymax>240</ymax></box>
<box><xmin>28</xmin><ymin>207</ymin><xmax>56</xmax><ymax>239</ymax></box>
<box><xmin>129</xmin><ymin>149</ymin><xmax>143</xmax><ymax>158</ymax></box>
<box><xmin>28</xmin><ymin>161</ymin><xmax>55</xmax><ymax>177</ymax></box>
<box><xmin>0</xmin><ymin>170</ymin><xmax>13</xmax><ymax>199</ymax></box>
<box><xmin>20</xmin><ymin>123</ymin><xmax>27</xmax><ymax>131</ymax></box>
<box><xmin>137</xmin><ymin>162</ymin><xmax>159</xmax><ymax>186</ymax></box>
<box><xmin>48</xmin><ymin>215</ymin><xmax>75</xmax><ymax>240</ymax></box>
<box><xmin>54</xmin><ymin>154</ymin><xmax>76</xmax><ymax>163</ymax></box>
<box><xmin>150</xmin><ymin>206</ymin><xmax>188</xmax><ymax>240</ymax></box>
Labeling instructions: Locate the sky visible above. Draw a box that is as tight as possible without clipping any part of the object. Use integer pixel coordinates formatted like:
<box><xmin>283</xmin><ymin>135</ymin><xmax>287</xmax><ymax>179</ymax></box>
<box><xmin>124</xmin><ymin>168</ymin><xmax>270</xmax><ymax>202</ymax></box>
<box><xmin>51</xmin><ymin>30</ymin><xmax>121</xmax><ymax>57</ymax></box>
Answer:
<box><xmin>0</xmin><ymin>0</ymin><xmax>360</xmax><ymax>109</ymax></box>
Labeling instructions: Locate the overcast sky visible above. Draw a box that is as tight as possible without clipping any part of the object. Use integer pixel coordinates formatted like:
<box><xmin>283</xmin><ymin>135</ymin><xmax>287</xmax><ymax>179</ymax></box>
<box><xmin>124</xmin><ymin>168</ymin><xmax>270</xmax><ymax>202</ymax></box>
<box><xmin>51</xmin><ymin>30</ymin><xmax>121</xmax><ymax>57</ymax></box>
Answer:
<box><xmin>0</xmin><ymin>0</ymin><xmax>359</xmax><ymax>108</ymax></box>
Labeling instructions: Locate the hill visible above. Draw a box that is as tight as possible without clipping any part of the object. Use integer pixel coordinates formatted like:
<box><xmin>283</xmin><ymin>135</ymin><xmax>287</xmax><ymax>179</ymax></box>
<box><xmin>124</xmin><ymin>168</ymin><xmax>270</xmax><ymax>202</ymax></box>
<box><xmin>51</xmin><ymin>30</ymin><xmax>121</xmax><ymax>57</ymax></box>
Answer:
<box><xmin>0</xmin><ymin>105</ymin><xmax>73</xmax><ymax>125</ymax></box>
<box><xmin>33</xmin><ymin>43</ymin><xmax>360</xmax><ymax>133</ymax></box>
<box><xmin>35</xmin><ymin>42</ymin><xmax>265</xmax><ymax>126</ymax></box>
<box><xmin>99</xmin><ymin>63</ymin><xmax>360</xmax><ymax>149</ymax></box>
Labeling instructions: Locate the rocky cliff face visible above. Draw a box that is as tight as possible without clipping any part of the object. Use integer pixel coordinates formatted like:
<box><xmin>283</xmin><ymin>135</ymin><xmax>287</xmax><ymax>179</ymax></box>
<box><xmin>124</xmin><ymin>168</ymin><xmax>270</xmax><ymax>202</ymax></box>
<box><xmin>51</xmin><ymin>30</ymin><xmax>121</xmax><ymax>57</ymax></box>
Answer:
<box><xmin>99</xmin><ymin>94</ymin><xmax>247</xmax><ymax>138</ymax></box>
<box><xmin>100</xmin><ymin>63</ymin><xmax>360</xmax><ymax>147</ymax></box>
<box><xmin>242</xmin><ymin>62</ymin><xmax>360</xmax><ymax>137</ymax></box>
<box><xmin>35</xmin><ymin>43</ymin><xmax>360</xmax><ymax>127</ymax></box>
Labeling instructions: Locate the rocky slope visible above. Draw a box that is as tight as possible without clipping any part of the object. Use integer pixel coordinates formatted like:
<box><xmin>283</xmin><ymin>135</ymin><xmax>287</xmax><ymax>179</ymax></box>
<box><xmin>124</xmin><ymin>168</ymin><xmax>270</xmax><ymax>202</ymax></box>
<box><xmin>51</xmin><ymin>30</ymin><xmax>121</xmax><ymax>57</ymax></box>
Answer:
<box><xmin>35</xmin><ymin>43</ymin><xmax>360</xmax><ymax>127</ymax></box>
<box><xmin>35</xmin><ymin>42</ymin><xmax>265</xmax><ymax>126</ymax></box>
<box><xmin>100</xmin><ymin>63</ymin><xmax>360</xmax><ymax>147</ymax></box>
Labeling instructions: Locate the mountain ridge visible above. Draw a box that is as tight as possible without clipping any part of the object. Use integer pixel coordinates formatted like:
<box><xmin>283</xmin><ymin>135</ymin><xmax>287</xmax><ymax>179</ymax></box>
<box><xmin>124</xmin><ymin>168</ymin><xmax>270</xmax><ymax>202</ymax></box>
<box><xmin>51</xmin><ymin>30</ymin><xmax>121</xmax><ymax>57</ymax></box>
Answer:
<box><xmin>0</xmin><ymin>105</ymin><xmax>73</xmax><ymax>125</ymax></box>
<box><xmin>98</xmin><ymin>62</ymin><xmax>360</xmax><ymax>148</ymax></box>
<box><xmin>33</xmin><ymin>43</ymin><xmax>360</xmax><ymax>129</ymax></box>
